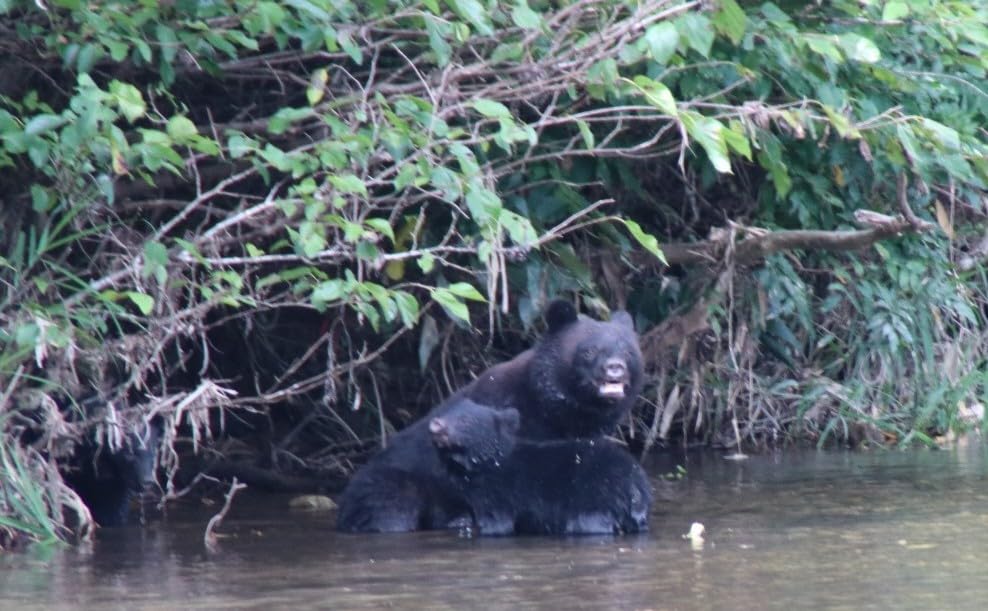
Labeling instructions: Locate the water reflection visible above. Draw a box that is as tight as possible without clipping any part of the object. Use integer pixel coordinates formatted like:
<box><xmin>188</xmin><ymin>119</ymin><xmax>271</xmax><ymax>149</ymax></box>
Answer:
<box><xmin>3</xmin><ymin>442</ymin><xmax>988</xmax><ymax>610</ymax></box>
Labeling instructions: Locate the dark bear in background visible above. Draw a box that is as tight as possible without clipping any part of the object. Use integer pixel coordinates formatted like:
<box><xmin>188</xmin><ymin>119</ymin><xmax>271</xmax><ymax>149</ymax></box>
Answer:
<box><xmin>429</xmin><ymin>399</ymin><xmax>652</xmax><ymax>535</ymax></box>
<box><xmin>336</xmin><ymin>300</ymin><xmax>644</xmax><ymax>532</ymax></box>
<box><xmin>64</xmin><ymin>422</ymin><xmax>160</xmax><ymax>527</ymax></box>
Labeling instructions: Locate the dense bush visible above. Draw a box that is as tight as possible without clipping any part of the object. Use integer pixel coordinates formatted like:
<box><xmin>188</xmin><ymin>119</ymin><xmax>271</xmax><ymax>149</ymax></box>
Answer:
<box><xmin>1</xmin><ymin>0</ymin><xmax>986</xmax><ymax>544</ymax></box>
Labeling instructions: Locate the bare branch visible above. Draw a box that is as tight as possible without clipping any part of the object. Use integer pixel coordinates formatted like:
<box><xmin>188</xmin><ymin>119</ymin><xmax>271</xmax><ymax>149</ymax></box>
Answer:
<box><xmin>647</xmin><ymin>208</ymin><xmax>937</xmax><ymax>268</ymax></box>
<box><xmin>204</xmin><ymin>477</ymin><xmax>246</xmax><ymax>550</ymax></box>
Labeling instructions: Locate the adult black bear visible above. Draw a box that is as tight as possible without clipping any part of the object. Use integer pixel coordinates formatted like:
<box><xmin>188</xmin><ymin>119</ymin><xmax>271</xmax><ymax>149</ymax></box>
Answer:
<box><xmin>336</xmin><ymin>300</ymin><xmax>644</xmax><ymax>532</ymax></box>
<box><xmin>429</xmin><ymin>399</ymin><xmax>651</xmax><ymax>535</ymax></box>
<box><xmin>64</xmin><ymin>423</ymin><xmax>160</xmax><ymax>527</ymax></box>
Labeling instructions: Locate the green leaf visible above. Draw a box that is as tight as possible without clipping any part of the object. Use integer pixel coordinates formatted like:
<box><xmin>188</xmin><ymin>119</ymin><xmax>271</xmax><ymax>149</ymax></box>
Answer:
<box><xmin>14</xmin><ymin>323</ymin><xmax>39</xmax><ymax>347</ymax></box>
<box><xmin>109</xmin><ymin>81</ymin><xmax>147</xmax><ymax>123</ymax></box>
<box><xmin>959</xmin><ymin>23</ymin><xmax>988</xmax><ymax>47</ymax></box>
<box><xmin>418</xmin><ymin>253</ymin><xmax>436</xmax><ymax>274</ymax></box>
<box><xmin>76</xmin><ymin>43</ymin><xmax>100</xmax><ymax>73</ymax></box>
<box><xmin>425</xmin><ymin>16</ymin><xmax>452</xmax><ymax>66</ymax></box>
<box><xmin>839</xmin><ymin>33</ymin><xmax>881</xmax><ymax>63</ymax></box>
<box><xmin>432</xmin><ymin>287</ymin><xmax>471</xmax><ymax>323</ymax></box>
<box><xmin>491</xmin><ymin>42</ymin><xmax>524</xmax><ymax>63</ymax></box>
<box><xmin>882</xmin><ymin>1</ymin><xmax>909</xmax><ymax>20</ymax></box>
<box><xmin>312</xmin><ymin>279</ymin><xmax>346</xmax><ymax>309</ymax></box>
<box><xmin>307</xmin><ymin>68</ymin><xmax>328</xmax><ymax>105</ymax></box>
<box><xmin>430</xmin><ymin>166</ymin><xmax>462</xmax><ymax>201</ymax></box>
<box><xmin>804</xmin><ymin>35</ymin><xmax>844</xmax><ymax>62</ymax></box>
<box><xmin>500</xmin><ymin>210</ymin><xmax>538</xmax><ymax>246</ymax></box>
<box><xmin>418</xmin><ymin>314</ymin><xmax>440</xmax><ymax>370</ymax></box>
<box><xmin>450</xmin><ymin>142</ymin><xmax>479</xmax><ymax>176</ymax></box>
<box><xmin>24</xmin><ymin>114</ymin><xmax>68</xmax><ymax>136</ymax></box>
<box><xmin>354</xmin><ymin>300</ymin><xmax>381</xmax><ymax>331</ymax></box>
<box><xmin>511</xmin><ymin>1</ymin><xmax>541</xmax><ymax>29</ymax></box>
<box><xmin>144</xmin><ymin>240</ymin><xmax>168</xmax><ymax>267</ymax></box>
<box><xmin>329</xmin><ymin>174</ymin><xmax>368</xmax><ymax>196</ymax></box>
<box><xmin>133</xmin><ymin>38</ymin><xmax>153</xmax><ymax>63</ymax></box>
<box><xmin>820</xmin><ymin>106</ymin><xmax>860</xmax><ymax>139</ymax></box>
<box><xmin>226</xmin><ymin>29</ymin><xmax>259</xmax><ymax>52</ymax></box>
<box><xmin>96</xmin><ymin>174</ymin><xmax>115</xmax><ymax>204</ymax></box>
<box><xmin>294</xmin><ymin>220</ymin><xmax>327</xmax><ymax>256</ymax></box>
<box><xmin>472</xmin><ymin>99</ymin><xmax>512</xmax><ymax>119</ymax></box>
<box><xmin>268</xmin><ymin>107</ymin><xmax>314</xmax><ymax>135</ymax></box>
<box><xmin>394</xmin><ymin>163</ymin><xmax>420</xmax><ymax>191</ymax></box>
<box><xmin>446</xmin><ymin>0</ymin><xmax>493</xmax><ymax>36</ymax></box>
<box><xmin>587</xmin><ymin>58</ymin><xmax>619</xmax><ymax>88</ymax></box>
<box><xmin>676</xmin><ymin>13</ymin><xmax>714</xmax><ymax>58</ymax></box>
<box><xmin>627</xmin><ymin>76</ymin><xmax>677</xmax><ymax>117</ymax></box>
<box><xmin>494</xmin><ymin>118</ymin><xmax>535</xmax><ymax>149</ymax></box>
<box><xmin>126</xmin><ymin>292</ymin><xmax>154</xmax><ymax>315</ymax></box>
<box><xmin>30</xmin><ymin>185</ymin><xmax>54</xmax><ymax>212</ymax></box>
<box><xmin>157</xmin><ymin>24</ymin><xmax>179</xmax><ymax>63</ymax></box>
<box><xmin>227</xmin><ymin>134</ymin><xmax>258</xmax><ymax>158</ymax></box>
<box><xmin>723</xmin><ymin>120</ymin><xmax>752</xmax><ymax>160</ymax></box>
<box><xmin>142</xmin><ymin>240</ymin><xmax>169</xmax><ymax>285</ymax></box>
<box><xmin>465</xmin><ymin>184</ymin><xmax>502</xmax><ymax>225</ymax></box>
<box><xmin>919</xmin><ymin>118</ymin><xmax>960</xmax><ymax>152</ymax></box>
<box><xmin>365</xmin><ymin>218</ymin><xmax>395</xmax><ymax>243</ymax></box>
<box><xmin>682</xmin><ymin>112</ymin><xmax>732</xmax><ymax>173</ymax></box>
<box><xmin>285</xmin><ymin>0</ymin><xmax>330</xmax><ymax>20</ymax></box>
<box><xmin>622</xmin><ymin>219</ymin><xmax>666</xmax><ymax>263</ymax></box>
<box><xmin>27</xmin><ymin>140</ymin><xmax>50</xmax><ymax>168</ymax></box>
<box><xmin>643</xmin><ymin>22</ymin><xmax>679</xmax><ymax>65</ymax></box>
<box><xmin>106</xmin><ymin>40</ymin><xmax>129</xmax><ymax>62</ymax></box>
<box><xmin>356</xmin><ymin>241</ymin><xmax>379</xmax><ymax>260</ymax></box>
<box><xmin>337</xmin><ymin>28</ymin><xmax>364</xmax><ymax>64</ymax></box>
<box><xmin>712</xmin><ymin>0</ymin><xmax>746</xmax><ymax>44</ymax></box>
<box><xmin>765</xmin><ymin>159</ymin><xmax>792</xmax><ymax>197</ymax></box>
<box><xmin>577</xmin><ymin>119</ymin><xmax>595</xmax><ymax>149</ymax></box>
<box><xmin>756</xmin><ymin>133</ymin><xmax>791</xmax><ymax>198</ymax></box>
<box><xmin>447</xmin><ymin>282</ymin><xmax>486</xmax><ymax>301</ymax></box>
<box><xmin>394</xmin><ymin>291</ymin><xmax>420</xmax><ymax>328</ymax></box>
<box><xmin>166</xmin><ymin>116</ymin><xmax>198</xmax><ymax>142</ymax></box>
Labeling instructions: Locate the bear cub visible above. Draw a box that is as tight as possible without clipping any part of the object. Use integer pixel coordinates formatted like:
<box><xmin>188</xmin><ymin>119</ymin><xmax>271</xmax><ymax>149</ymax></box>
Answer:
<box><xmin>429</xmin><ymin>399</ymin><xmax>652</xmax><ymax>536</ymax></box>
<box><xmin>332</xmin><ymin>464</ymin><xmax>469</xmax><ymax>533</ymax></box>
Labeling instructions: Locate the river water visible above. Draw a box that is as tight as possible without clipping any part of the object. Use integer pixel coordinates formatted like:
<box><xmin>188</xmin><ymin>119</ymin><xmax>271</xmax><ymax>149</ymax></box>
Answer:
<box><xmin>3</xmin><ymin>441</ymin><xmax>988</xmax><ymax>610</ymax></box>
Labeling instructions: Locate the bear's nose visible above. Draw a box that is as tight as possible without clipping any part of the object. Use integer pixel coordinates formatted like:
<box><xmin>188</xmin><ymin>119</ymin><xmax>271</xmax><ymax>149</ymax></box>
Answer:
<box><xmin>604</xmin><ymin>357</ymin><xmax>627</xmax><ymax>382</ymax></box>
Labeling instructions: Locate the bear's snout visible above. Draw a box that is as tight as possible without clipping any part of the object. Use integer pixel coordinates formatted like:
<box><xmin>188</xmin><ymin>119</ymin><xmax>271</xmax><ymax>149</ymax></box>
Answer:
<box><xmin>597</xmin><ymin>357</ymin><xmax>628</xmax><ymax>399</ymax></box>
<box><xmin>603</xmin><ymin>357</ymin><xmax>627</xmax><ymax>383</ymax></box>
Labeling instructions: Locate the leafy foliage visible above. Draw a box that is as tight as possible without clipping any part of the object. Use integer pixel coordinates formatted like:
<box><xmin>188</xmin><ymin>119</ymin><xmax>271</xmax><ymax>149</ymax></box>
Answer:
<box><xmin>0</xmin><ymin>0</ymin><xmax>986</xmax><ymax>542</ymax></box>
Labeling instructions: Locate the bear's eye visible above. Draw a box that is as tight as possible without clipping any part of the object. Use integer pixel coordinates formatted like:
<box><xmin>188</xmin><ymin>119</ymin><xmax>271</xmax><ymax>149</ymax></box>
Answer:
<box><xmin>581</xmin><ymin>347</ymin><xmax>595</xmax><ymax>361</ymax></box>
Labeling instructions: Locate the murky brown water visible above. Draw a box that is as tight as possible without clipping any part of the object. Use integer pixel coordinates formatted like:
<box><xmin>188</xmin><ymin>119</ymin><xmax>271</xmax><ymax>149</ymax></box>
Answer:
<box><xmin>3</xmin><ymin>442</ymin><xmax>988</xmax><ymax>610</ymax></box>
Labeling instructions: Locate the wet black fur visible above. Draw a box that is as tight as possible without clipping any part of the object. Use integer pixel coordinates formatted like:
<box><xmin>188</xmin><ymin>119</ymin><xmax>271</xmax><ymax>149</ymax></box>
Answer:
<box><xmin>336</xmin><ymin>300</ymin><xmax>644</xmax><ymax>533</ymax></box>
<box><xmin>430</xmin><ymin>400</ymin><xmax>652</xmax><ymax>536</ymax></box>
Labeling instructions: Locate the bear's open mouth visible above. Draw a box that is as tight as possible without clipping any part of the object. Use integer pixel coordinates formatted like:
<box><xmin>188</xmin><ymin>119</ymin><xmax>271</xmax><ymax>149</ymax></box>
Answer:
<box><xmin>598</xmin><ymin>382</ymin><xmax>626</xmax><ymax>399</ymax></box>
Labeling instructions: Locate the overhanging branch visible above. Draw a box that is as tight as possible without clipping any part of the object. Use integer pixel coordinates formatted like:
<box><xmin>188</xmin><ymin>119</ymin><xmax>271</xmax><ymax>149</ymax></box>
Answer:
<box><xmin>650</xmin><ymin>207</ymin><xmax>937</xmax><ymax>267</ymax></box>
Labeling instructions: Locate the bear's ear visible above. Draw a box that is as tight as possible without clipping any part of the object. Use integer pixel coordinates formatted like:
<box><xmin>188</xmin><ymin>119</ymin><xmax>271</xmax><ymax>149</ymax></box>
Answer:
<box><xmin>545</xmin><ymin>300</ymin><xmax>578</xmax><ymax>333</ymax></box>
<box><xmin>611</xmin><ymin>310</ymin><xmax>635</xmax><ymax>330</ymax></box>
<box><xmin>498</xmin><ymin>408</ymin><xmax>521</xmax><ymax>436</ymax></box>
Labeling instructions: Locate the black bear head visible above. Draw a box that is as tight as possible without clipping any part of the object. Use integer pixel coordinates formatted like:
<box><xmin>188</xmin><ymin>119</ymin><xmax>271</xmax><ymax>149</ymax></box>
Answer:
<box><xmin>68</xmin><ymin>419</ymin><xmax>161</xmax><ymax>527</ymax></box>
<box><xmin>429</xmin><ymin>400</ymin><xmax>520</xmax><ymax>473</ymax></box>
<box><xmin>530</xmin><ymin>300</ymin><xmax>643</xmax><ymax>436</ymax></box>
<box><xmin>106</xmin><ymin>423</ymin><xmax>161</xmax><ymax>494</ymax></box>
